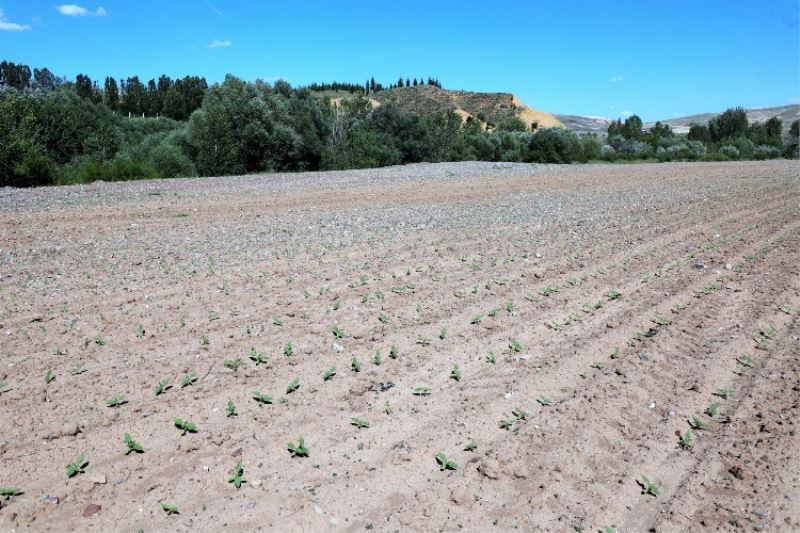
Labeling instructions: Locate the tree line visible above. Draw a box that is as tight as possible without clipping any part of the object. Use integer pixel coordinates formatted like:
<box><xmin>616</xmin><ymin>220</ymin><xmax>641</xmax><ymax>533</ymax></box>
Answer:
<box><xmin>0</xmin><ymin>60</ymin><xmax>797</xmax><ymax>188</ymax></box>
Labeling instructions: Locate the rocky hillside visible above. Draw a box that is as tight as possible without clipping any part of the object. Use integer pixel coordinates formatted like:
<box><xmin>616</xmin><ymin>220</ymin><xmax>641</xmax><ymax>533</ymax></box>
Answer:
<box><xmin>369</xmin><ymin>85</ymin><xmax>562</xmax><ymax>129</ymax></box>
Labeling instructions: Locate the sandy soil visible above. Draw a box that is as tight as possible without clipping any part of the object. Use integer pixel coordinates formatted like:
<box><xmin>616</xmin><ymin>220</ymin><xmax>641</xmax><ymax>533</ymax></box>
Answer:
<box><xmin>0</xmin><ymin>160</ymin><xmax>798</xmax><ymax>532</ymax></box>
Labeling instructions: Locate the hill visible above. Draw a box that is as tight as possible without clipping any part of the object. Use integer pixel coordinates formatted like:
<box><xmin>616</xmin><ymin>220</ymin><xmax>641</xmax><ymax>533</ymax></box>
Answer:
<box><xmin>649</xmin><ymin>104</ymin><xmax>799</xmax><ymax>134</ymax></box>
<box><xmin>368</xmin><ymin>85</ymin><xmax>562</xmax><ymax>129</ymax></box>
<box><xmin>557</xmin><ymin>104</ymin><xmax>799</xmax><ymax>136</ymax></box>
<box><xmin>554</xmin><ymin>114</ymin><xmax>612</xmax><ymax>135</ymax></box>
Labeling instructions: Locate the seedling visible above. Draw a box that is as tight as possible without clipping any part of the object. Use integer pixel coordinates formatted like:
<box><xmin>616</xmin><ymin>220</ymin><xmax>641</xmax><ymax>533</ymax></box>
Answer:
<box><xmin>252</xmin><ymin>391</ymin><xmax>273</xmax><ymax>405</ymax></box>
<box><xmin>737</xmin><ymin>353</ymin><xmax>756</xmax><ymax>368</ymax></box>
<box><xmin>180</xmin><ymin>369</ymin><xmax>198</xmax><ymax>388</ymax></box>
<box><xmin>382</xmin><ymin>401</ymin><xmax>393</xmax><ymax>414</ymax></box>
<box><xmin>639</xmin><ymin>476</ymin><xmax>660</xmax><ymax>496</ymax></box>
<box><xmin>378</xmin><ymin>313</ymin><xmax>391</xmax><ymax>324</ymax></box>
<box><xmin>137</xmin><ymin>324</ymin><xmax>145</xmax><ymax>338</ymax></box>
<box><xmin>93</xmin><ymin>336</ymin><xmax>107</xmax><ymax>346</ymax></box>
<box><xmin>226</xmin><ymin>399</ymin><xmax>238</xmax><ymax>417</ymax></box>
<box><xmin>286</xmin><ymin>378</ymin><xmax>300</xmax><ymax>394</ymax></box>
<box><xmin>537</xmin><ymin>396</ymin><xmax>553</xmax><ymax>406</ymax></box>
<box><xmin>283</xmin><ymin>341</ymin><xmax>294</xmax><ymax>357</ymax></box>
<box><xmin>287</xmin><ymin>437</ymin><xmax>309</xmax><ymax>457</ymax></box>
<box><xmin>44</xmin><ymin>368</ymin><xmax>55</xmax><ymax>384</ymax></box>
<box><xmin>416</xmin><ymin>335</ymin><xmax>432</xmax><ymax>346</ymax></box>
<box><xmin>485</xmin><ymin>353</ymin><xmax>496</xmax><ymax>364</ymax></box>
<box><xmin>435</xmin><ymin>452</ymin><xmax>458</xmax><ymax>471</ymax></box>
<box><xmin>106</xmin><ymin>394</ymin><xmax>128</xmax><ymax>408</ymax></box>
<box><xmin>689</xmin><ymin>416</ymin><xmax>709</xmax><ymax>430</ymax></box>
<box><xmin>351</xmin><ymin>417</ymin><xmax>370</xmax><ymax>429</ymax></box>
<box><xmin>0</xmin><ymin>379</ymin><xmax>7</xmax><ymax>393</ymax></box>
<box><xmin>606</xmin><ymin>289</ymin><xmax>622</xmax><ymax>301</ymax></box>
<box><xmin>66</xmin><ymin>453</ymin><xmax>88</xmax><ymax>477</ymax></box>
<box><xmin>0</xmin><ymin>487</ymin><xmax>22</xmax><ymax>501</ymax></box>
<box><xmin>323</xmin><ymin>367</ymin><xmax>336</xmax><ymax>381</ymax></box>
<box><xmin>439</xmin><ymin>327</ymin><xmax>447</xmax><ymax>340</ymax></box>
<box><xmin>463</xmin><ymin>441</ymin><xmax>478</xmax><ymax>452</ymax></box>
<box><xmin>373</xmin><ymin>351</ymin><xmax>382</xmax><ymax>366</ymax></box>
<box><xmin>174</xmin><ymin>418</ymin><xmax>197</xmax><ymax>435</ymax></box>
<box><xmin>450</xmin><ymin>364</ymin><xmax>461</xmax><ymax>381</ymax></box>
<box><xmin>161</xmin><ymin>502</ymin><xmax>179</xmax><ymax>515</ymax></box>
<box><xmin>69</xmin><ymin>364</ymin><xmax>87</xmax><ymax>375</ymax></box>
<box><xmin>610</xmin><ymin>347</ymin><xmax>620</xmax><ymax>359</ymax></box>
<box><xmin>471</xmin><ymin>314</ymin><xmax>484</xmax><ymax>325</ymax></box>
<box><xmin>506</xmin><ymin>301</ymin><xmax>515</xmax><ymax>314</ymax></box>
<box><xmin>508</xmin><ymin>338</ymin><xmax>523</xmax><ymax>353</ymax></box>
<box><xmin>154</xmin><ymin>377</ymin><xmax>173</xmax><ymax>396</ymax></box>
<box><xmin>332</xmin><ymin>325</ymin><xmax>348</xmax><ymax>339</ymax></box>
<box><xmin>713</xmin><ymin>387</ymin><xmax>735</xmax><ymax>399</ymax></box>
<box><xmin>228</xmin><ymin>461</ymin><xmax>246</xmax><ymax>489</ymax></box>
<box><xmin>351</xmin><ymin>357</ymin><xmax>362</xmax><ymax>373</ymax></box>
<box><xmin>705</xmin><ymin>403</ymin><xmax>719</xmax><ymax>417</ymax></box>
<box><xmin>200</xmin><ymin>334</ymin><xmax>210</xmax><ymax>346</ymax></box>
<box><xmin>249</xmin><ymin>348</ymin><xmax>269</xmax><ymax>366</ymax></box>
<box><xmin>123</xmin><ymin>433</ymin><xmax>144</xmax><ymax>454</ymax></box>
<box><xmin>224</xmin><ymin>358</ymin><xmax>243</xmax><ymax>371</ymax></box>
<box><xmin>679</xmin><ymin>429</ymin><xmax>694</xmax><ymax>450</ymax></box>
<box><xmin>512</xmin><ymin>407</ymin><xmax>528</xmax><ymax>420</ymax></box>
<box><xmin>591</xmin><ymin>361</ymin><xmax>605</xmax><ymax>370</ymax></box>
<box><xmin>389</xmin><ymin>345</ymin><xmax>399</xmax><ymax>359</ymax></box>
<box><xmin>412</xmin><ymin>386</ymin><xmax>431</xmax><ymax>396</ymax></box>
<box><xmin>651</xmin><ymin>315</ymin><xmax>672</xmax><ymax>326</ymax></box>
<box><xmin>499</xmin><ymin>419</ymin><xmax>515</xmax><ymax>430</ymax></box>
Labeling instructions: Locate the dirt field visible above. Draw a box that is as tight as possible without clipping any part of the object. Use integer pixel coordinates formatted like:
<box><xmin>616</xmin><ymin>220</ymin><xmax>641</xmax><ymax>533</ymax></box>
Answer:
<box><xmin>1</xmin><ymin>160</ymin><xmax>798</xmax><ymax>532</ymax></box>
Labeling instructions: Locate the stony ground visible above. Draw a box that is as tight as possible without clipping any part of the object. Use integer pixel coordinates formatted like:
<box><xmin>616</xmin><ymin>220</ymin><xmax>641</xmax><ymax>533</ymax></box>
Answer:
<box><xmin>0</xmin><ymin>160</ymin><xmax>798</xmax><ymax>532</ymax></box>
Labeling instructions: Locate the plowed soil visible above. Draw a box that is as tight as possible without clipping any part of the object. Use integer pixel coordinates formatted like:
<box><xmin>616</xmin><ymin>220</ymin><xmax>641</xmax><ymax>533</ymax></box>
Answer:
<box><xmin>1</xmin><ymin>160</ymin><xmax>798</xmax><ymax>532</ymax></box>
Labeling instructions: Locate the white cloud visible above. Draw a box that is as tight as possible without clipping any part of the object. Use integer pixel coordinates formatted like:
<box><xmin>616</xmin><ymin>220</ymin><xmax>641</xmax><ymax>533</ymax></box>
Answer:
<box><xmin>610</xmin><ymin>75</ymin><xmax>624</xmax><ymax>83</ymax></box>
<box><xmin>56</xmin><ymin>4</ymin><xmax>107</xmax><ymax>17</ymax></box>
<box><xmin>208</xmin><ymin>39</ymin><xmax>232</xmax><ymax>48</ymax></box>
<box><xmin>621</xmin><ymin>110</ymin><xmax>633</xmax><ymax>117</ymax></box>
<box><xmin>0</xmin><ymin>7</ymin><xmax>31</xmax><ymax>31</ymax></box>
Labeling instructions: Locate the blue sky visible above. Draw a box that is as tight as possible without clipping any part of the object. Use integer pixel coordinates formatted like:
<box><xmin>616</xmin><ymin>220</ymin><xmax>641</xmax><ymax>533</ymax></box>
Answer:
<box><xmin>1</xmin><ymin>0</ymin><xmax>798</xmax><ymax>120</ymax></box>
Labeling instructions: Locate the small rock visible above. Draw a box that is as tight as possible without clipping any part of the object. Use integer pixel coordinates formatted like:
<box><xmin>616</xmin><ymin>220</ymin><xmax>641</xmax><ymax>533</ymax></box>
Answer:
<box><xmin>329</xmin><ymin>517</ymin><xmax>341</xmax><ymax>525</ymax></box>
<box><xmin>60</xmin><ymin>422</ymin><xmax>80</xmax><ymax>437</ymax></box>
<box><xmin>91</xmin><ymin>474</ymin><xmax>107</xmax><ymax>484</ymax></box>
<box><xmin>44</xmin><ymin>495</ymin><xmax>59</xmax><ymax>505</ymax></box>
<box><xmin>332</xmin><ymin>342</ymin><xmax>344</xmax><ymax>353</ymax></box>
<box><xmin>450</xmin><ymin>487</ymin><xmax>470</xmax><ymax>505</ymax></box>
<box><xmin>246</xmin><ymin>501</ymin><xmax>256</xmax><ymax>509</ymax></box>
<box><xmin>82</xmin><ymin>503</ymin><xmax>101</xmax><ymax>517</ymax></box>
<box><xmin>478</xmin><ymin>458</ymin><xmax>502</xmax><ymax>480</ymax></box>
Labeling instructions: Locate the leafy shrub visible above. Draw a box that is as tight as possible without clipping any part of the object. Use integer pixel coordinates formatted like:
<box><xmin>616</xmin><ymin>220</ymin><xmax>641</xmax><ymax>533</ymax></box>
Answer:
<box><xmin>719</xmin><ymin>145</ymin><xmax>740</xmax><ymax>159</ymax></box>
<box><xmin>526</xmin><ymin>127</ymin><xmax>581</xmax><ymax>163</ymax></box>
<box><xmin>13</xmin><ymin>148</ymin><xmax>56</xmax><ymax>187</ymax></box>
<box><xmin>753</xmin><ymin>144</ymin><xmax>781</xmax><ymax>160</ymax></box>
<box><xmin>321</xmin><ymin>128</ymin><xmax>402</xmax><ymax>170</ymax></box>
<box><xmin>58</xmin><ymin>156</ymin><xmax>158</xmax><ymax>184</ymax></box>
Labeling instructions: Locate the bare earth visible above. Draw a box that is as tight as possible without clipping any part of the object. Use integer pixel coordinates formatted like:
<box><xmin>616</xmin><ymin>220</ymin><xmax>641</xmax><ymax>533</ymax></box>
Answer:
<box><xmin>0</xmin><ymin>160</ymin><xmax>798</xmax><ymax>532</ymax></box>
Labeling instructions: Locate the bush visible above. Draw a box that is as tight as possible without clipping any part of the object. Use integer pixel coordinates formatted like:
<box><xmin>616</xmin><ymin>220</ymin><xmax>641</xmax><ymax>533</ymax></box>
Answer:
<box><xmin>58</xmin><ymin>156</ymin><xmax>158</xmax><ymax>184</ymax></box>
<box><xmin>321</xmin><ymin>128</ymin><xmax>402</xmax><ymax>170</ymax></box>
<box><xmin>753</xmin><ymin>144</ymin><xmax>781</xmax><ymax>160</ymax></box>
<box><xmin>579</xmin><ymin>134</ymin><xmax>602</xmax><ymax>161</ymax></box>
<box><xmin>526</xmin><ymin>127</ymin><xmax>581</xmax><ymax>163</ymax></box>
<box><xmin>13</xmin><ymin>148</ymin><xmax>56</xmax><ymax>187</ymax></box>
<box><xmin>719</xmin><ymin>145</ymin><xmax>740</xmax><ymax>159</ymax></box>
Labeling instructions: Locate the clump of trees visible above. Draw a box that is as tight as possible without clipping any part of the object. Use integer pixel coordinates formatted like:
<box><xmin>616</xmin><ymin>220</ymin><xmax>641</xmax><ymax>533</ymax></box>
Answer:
<box><xmin>0</xmin><ymin>60</ymin><xmax>797</xmax><ymax>188</ymax></box>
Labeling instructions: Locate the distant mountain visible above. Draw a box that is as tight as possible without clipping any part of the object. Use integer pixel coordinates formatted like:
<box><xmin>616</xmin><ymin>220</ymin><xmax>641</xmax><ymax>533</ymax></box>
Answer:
<box><xmin>648</xmin><ymin>105</ymin><xmax>799</xmax><ymax>134</ymax></box>
<box><xmin>557</xmin><ymin>104</ymin><xmax>799</xmax><ymax>136</ymax></box>
<box><xmin>368</xmin><ymin>85</ymin><xmax>562</xmax><ymax>129</ymax></box>
<box><xmin>554</xmin><ymin>114</ymin><xmax>612</xmax><ymax>135</ymax></box>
